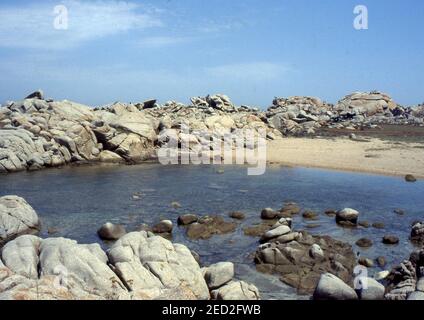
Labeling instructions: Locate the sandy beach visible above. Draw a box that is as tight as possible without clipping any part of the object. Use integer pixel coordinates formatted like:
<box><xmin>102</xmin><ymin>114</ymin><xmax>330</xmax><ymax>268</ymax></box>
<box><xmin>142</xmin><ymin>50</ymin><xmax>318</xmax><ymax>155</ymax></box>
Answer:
<box><xmin>267</xmin><ymin>137</ymin><xmax>424</xmax><ymax>178</ymax></box>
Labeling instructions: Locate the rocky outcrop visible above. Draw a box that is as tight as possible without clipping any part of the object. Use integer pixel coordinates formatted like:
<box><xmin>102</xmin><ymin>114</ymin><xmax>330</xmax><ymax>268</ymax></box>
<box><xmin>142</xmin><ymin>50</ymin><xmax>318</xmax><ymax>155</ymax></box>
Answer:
<box><xmin>0</xmin><ymin>235</ymin><xmax>129</xmax><ymax>300</ymax></box>
<box><xmin>385</xmin><ymin>247</ymin><xmax>424</xmax><ymax>300</ymax></box>
<box><xmin>411</xmin><ymin>222</ymin><xmax>424</xmax><ymax>244</ymax></box>
<box><xmin>0</xmin><ymin>231</ymin><xmax>260</xmax><ymax>300</ymax></box>
<box><xmin>0</xmin><ymin>196</ymin><xmax>40</xmax><ymax>245</ymax></box>
<box><xmin>254</xmin><ymin>220</ymin><xmax>356</xmax><ymax>295</ymax></box>
<box><xmin>181</xmin><ymin>216</ymin><xmax>237</xmax><ymax>240</ymax></box>
<box><xmin>1</xmin><ymin>90</ymin><xmax>423</xmax><ymax>174</ymax></box>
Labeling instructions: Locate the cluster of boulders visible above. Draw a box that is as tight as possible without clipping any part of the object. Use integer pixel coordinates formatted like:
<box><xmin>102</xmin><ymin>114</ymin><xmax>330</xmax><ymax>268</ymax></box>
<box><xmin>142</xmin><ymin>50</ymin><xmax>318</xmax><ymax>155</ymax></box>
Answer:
<box><xmin>254</xmin><ymin>216</ymin><xmax>357</xmax><ymax>295</ymax></box>
<box><xmin>202</xmin><ymin>262</ymin><xmax>260</xmax><ymax>300</ymax></box>
<box><xmin>248</xmin><ymin>203</ymin><xmax>424</xmax><ymax>300</ymax></box>
<box><xmin>1</xmin><ymin>90</ymin><xmax>423</xmax><ymax>174</ymax></box>
<box><xmin>266</xmin><ymin>91</ymin><xmax>424</xmax><ymax>135</ymax></box>
<box><xmin>0</xmin><ymin>196</ymin><xmax>259</xmax><ymax>300</ymax></box>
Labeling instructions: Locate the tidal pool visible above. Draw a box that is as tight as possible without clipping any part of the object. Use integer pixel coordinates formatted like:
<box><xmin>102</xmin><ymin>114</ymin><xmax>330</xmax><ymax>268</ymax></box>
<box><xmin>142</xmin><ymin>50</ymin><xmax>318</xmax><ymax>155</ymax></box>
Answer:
<box><xmin>1</xmin><ymin>163</ymin><xmax>423</xmax><ymax>299</ymax></box>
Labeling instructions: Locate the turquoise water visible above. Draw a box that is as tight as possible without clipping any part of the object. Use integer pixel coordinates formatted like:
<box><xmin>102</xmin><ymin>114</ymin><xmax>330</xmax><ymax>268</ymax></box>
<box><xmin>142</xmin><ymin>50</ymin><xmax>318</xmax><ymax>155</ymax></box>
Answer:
<box><xmin>0</xmin><ymin>164</ymin><xmax>423</xmax><ymax>299</ymax></box>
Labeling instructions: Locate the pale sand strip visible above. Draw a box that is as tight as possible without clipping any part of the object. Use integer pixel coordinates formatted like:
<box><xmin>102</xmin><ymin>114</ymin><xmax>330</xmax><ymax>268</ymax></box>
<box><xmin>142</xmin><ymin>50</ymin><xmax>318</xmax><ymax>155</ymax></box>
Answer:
<box><xmin>266</xmin><ymin>138</ymin><xmax>424</xmax><ymax>178</ymax></box>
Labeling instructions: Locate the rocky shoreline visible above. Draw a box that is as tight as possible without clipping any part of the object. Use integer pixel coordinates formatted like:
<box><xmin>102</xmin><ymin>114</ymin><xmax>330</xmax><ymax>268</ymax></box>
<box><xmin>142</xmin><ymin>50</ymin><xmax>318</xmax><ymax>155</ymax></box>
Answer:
<box><xmin>1</xmin><ymin>195</ymin><xmax>423</xmax><ymax>300</ymax></box>
<box><xmin>0</xmin><ymin>195</ymin><xmax>259</xmax><ymax>300</ymax></box>
<box><xmin>1</xmin><ymin>90</ymin><xmax>423</xmax><ymax>174</ymax></box>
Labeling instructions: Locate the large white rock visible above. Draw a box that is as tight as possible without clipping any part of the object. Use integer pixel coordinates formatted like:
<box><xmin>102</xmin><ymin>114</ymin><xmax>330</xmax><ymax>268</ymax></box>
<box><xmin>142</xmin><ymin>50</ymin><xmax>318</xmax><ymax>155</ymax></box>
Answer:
<box><xmin>313</xmin><ymin>273</ymin><xmax>358</xmax><ymax>300</ymax></box>
<box><xmin>1</xmin><ymin>235</ymin><xmax>41</xmax><ymax>279</ymax></box>
<box><xmin>204</xmin><ymin>262</ymin><xmax>234</xmax><ymax>290</ymax></box>
<box><xmin>107</xmin><ymin>231</ymin><xmax>210</xmax><ymax>300</ymax></box>
<box><xmin>408</xmin><ymin>291</ymin><xmax>424</xmax><ymax>300</ymax></box>
<box><xmin>356</xmin><ymin>277</ymin><xmax>385</xmax><ymax>300</ymax></box>
<box><xmin>211</xmin><ymin>281</ymin><xmax>260</xmax><ymax>300</ymax></box>
<box><xmin>0</xmin><ymin>196</ymin><xmax>40</xmax><ymax>244</ymax></box>
<box><xmin>262</xmin><ymin>225</ymin><xmax>291</xmax><ymax>241</ymax></box>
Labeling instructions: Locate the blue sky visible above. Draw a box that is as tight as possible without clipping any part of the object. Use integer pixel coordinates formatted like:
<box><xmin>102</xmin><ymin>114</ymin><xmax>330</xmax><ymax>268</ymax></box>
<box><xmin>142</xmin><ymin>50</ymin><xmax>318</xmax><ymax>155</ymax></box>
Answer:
<box><xmin>0</xmin><ymin>0</ymin><xmax>423</xmax><ymax>107</ymax></box>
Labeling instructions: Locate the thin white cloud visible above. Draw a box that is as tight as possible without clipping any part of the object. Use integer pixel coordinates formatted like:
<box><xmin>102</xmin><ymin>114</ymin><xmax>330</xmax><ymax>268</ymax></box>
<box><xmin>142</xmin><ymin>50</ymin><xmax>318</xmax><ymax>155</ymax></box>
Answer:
<box><xmin>136</xmin><ymin>36</ymin><xmax>193</xmax><ymax>48</ymax></box>
<box><xmin>205</xmin><ymin>62</ymin><xmax>290</xmax><ymax>81</ymax></box>
<box><xmin>0</xmin><ymin>0</ymin><xmax>162</xmax><ymax>49</ymax></box>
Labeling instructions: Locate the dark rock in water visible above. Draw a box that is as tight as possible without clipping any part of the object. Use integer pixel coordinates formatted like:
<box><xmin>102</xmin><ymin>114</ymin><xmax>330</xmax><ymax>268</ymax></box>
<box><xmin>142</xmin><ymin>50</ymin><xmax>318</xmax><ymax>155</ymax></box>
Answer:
<box><xmin>25</xmin><ymin>90</ymin><xmax>44</xmax><ymax>100</ymax></box>
<box><xmin>410</xmin><ymin>222</ymin><xmax>424</xmax><ymax>244</ymax></box>
<box><xmin>382</xmin><ymin>235</ymin><xmax>399</xmax><ymax>245</ymax></box>
<box><xmin>305</xmin><ymin>223</ymin><xmax>321</xmax><ymax>229</ymax></box>
<box><xmin>336</xmin><ymin>208</ymin><xmax>359</xmax><ymax>225</ymax></box>
<box><xmin>313</xmin><ymin>273</ymin><xmax>358</xmax><ymax>300</ymax></box>
<box><xmin>229</xmin><ymin>211</ymin><xmax>245</xmax><ymax>220</ymax></box>
<box><xmin>302</xmin><ymin>210</ymin><xmax>319</xmax><ymax>220</ymax></box>
<box><xmin>377</xmin><ymin>256</ymin><xmax>387</xmax><ymax>268</ymax></box>
<box><xmin>356</xmin><ymin>238</ymin><xmax>373</xmax><ymax>248</ymax></box>
<box><xmin>405</xmin><ymin>174</ymin><xmax>417</xmax><ymax>182</ymax></box>
<box><xmin>97</xmin><ymin>222</ymin><xmax>126</xmax><ymax>240</ymax></box>
<box><xmin>254</xmin><ymin>230</ymin><xmax>356</xmax><ymax>295</ymax></box>
<box><xmin>324</xmin><ymin>209</ymin><xmax>337</xmax><ymax>216</ymax></box>
<box><xmin>358</xmin><ymin>221</ymin><xmax>370</xmax><ymax>228</ymax></box>
<box><xmin>358</xmin><ymin>257</ymin><xmax>374</xmax><ymax>268</ymax></box>
<box><xmin>261</xmin><ymin>208</ymin><xmax>278</xmax><ymax>220</ymax></box>
<box><xmin>337</xmin><ymin>221</ymin><xmax>357</xmax><ymax>228</ymax></box>
<box><xmin>152</xmin><ymin>220</ymin><xmax>173</xmax><ymax>234</ymax></box>
<box><xmin>178</xmin><ymin>214</ymin><xmax>198</xmax><ymax>226</ymax></box>
<box><xmin>394</xmin><ymin>209</ymin><xmax>405</xmax><ymax>216</ymax></box>
<box><xmin>243</xmin><ymin>221</ymin><xmax>275</xmax><ymax>237</ymax></box>
<box><xmin>185</xmin><ymin>216</ymin><xmax>237</xmax><ymax>240</ymax></box>
<box><xmin>372</xmin><ymin>222</ymin><xmax>385</xmax><ymax>229</ymax></box>
<box><xmin>279</xmin><ymin>203</ymin><xmax>301</xmax><ymax>217</ymax></box>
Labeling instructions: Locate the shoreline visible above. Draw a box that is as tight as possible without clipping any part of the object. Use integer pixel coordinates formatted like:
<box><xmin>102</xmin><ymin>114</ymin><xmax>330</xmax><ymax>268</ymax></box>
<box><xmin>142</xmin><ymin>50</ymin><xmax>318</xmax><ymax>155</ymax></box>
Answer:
<box><xmin>267</xmin><ymin>137</ymin><xmax>424</xmax><ymax>179</ymax></box>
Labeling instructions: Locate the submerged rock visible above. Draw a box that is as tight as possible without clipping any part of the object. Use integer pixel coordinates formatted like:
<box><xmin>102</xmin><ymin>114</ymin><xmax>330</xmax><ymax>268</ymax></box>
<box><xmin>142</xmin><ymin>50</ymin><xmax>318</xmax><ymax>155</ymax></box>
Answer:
<box><xmin>382</xmin><ymin>235</ymin><xmax>399</xmax><ymax>245</ymax></box>
<box><xmin>177</xmin><ymin>214</ymin><xmax>198</xmax><ymax>226</ymax></box>
<box><xmin>356</xmin><ymin>238</ymin><xmax>373</xmax><ymax>248</ymax></box>
<box><xmin>229</xmin><ymin>211</ymin><xmax>245</xmax><ymax>220</ymax></box>
<box><xmin>185</xmin><ymin>216</ymin><xmax>237</xmax><ymax>240</ymax></box>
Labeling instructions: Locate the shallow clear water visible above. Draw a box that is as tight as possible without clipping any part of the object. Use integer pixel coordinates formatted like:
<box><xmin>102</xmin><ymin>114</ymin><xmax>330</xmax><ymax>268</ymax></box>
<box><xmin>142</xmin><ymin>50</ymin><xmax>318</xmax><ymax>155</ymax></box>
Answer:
<box><xmin>1</xmin><ymin>163</ymin><xmax>423</xmax><ymax>299</ymax></box>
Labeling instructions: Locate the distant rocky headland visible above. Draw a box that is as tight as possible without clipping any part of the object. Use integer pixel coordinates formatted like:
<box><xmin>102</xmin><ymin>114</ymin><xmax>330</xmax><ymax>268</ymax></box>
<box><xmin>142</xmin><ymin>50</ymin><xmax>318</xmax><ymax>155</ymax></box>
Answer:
<box><xmin>0</xmin><ymin>90</ymin><xmax>423</xmax><ymax>174</ymax></box>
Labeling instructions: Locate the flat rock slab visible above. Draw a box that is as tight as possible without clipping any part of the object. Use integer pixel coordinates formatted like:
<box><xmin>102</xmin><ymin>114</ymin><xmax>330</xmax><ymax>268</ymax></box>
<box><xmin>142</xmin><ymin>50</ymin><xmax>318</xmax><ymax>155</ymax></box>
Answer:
<box><xmin>185</xmin><ymin>216</ymin><xmax>237</xmax><ymax>240</ymax></box>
